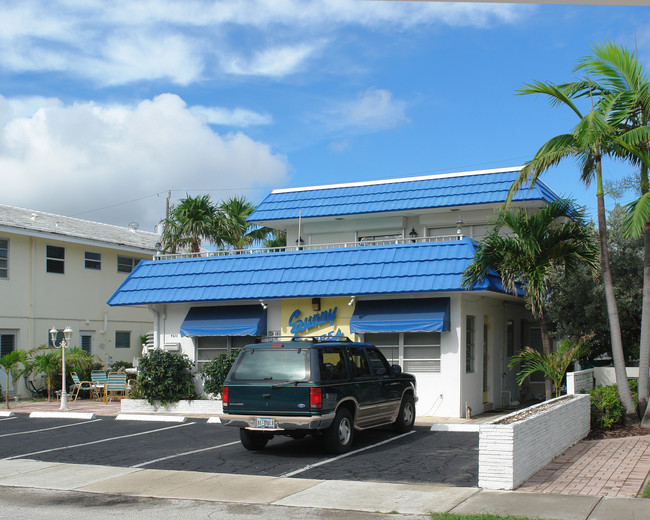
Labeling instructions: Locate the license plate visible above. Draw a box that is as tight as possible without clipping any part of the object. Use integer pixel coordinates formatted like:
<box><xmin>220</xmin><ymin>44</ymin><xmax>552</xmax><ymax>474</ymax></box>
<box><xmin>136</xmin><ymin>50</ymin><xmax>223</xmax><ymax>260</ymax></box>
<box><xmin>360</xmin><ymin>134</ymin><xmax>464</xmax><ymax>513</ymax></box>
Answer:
<box><xmin>255</xmin><ymin>417</ymin><xmax>277</xmax><ymax>429</ymax></box>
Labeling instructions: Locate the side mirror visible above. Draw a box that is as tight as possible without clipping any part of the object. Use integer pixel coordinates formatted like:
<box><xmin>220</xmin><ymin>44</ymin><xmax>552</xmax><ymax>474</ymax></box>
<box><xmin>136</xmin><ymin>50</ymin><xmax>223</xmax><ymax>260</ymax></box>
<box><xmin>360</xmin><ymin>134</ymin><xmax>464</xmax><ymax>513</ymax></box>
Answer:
<box><xmin>391</xmin><ymin>364</ymin><xmax>402</xmax><ymax>376</ymax></box>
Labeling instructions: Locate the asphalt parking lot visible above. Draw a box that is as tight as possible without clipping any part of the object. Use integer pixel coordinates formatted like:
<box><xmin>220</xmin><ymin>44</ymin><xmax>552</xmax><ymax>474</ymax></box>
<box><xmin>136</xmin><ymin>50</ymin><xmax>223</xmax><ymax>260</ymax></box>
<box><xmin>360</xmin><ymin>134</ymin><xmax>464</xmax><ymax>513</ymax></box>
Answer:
<box><xmin>0</xmin><ymin>414</ymin><xmax>478</xmax><ymax>486</ymax></box>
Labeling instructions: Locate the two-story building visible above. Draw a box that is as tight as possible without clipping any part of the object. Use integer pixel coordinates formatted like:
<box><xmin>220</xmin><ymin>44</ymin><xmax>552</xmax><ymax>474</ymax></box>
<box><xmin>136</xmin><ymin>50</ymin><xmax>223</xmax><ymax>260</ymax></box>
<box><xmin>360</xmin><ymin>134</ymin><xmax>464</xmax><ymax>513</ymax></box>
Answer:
<box><xmin>1</xmin><ymin>204</ymin><xmax>159</xmax><ymax>395</ymax></box>
<box><xmin>108</xmin><ymin>167</ymin><xmax>559</xmax><ymax>417</ymax></box>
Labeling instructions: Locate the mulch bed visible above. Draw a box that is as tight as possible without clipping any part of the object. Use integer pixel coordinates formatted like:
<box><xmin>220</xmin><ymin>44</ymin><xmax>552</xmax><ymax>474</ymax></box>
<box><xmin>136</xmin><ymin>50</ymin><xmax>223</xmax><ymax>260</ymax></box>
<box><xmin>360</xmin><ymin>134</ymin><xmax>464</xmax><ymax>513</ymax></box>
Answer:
<box><xmin>587</xmin><ymin>426</ymin><xmax>650</xmax><ymax>440</ymax></box>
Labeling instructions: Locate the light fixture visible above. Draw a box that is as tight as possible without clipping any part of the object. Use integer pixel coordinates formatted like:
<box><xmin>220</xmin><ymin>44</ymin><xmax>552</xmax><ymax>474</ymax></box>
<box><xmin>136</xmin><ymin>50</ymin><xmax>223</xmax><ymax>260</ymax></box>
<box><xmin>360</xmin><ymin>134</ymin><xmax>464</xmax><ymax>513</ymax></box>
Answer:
<box><xmin>260</xmin><ymin>300</ymin><xmax>267</xmax><ymax>310</ymax></box>
<box><xmin>409</xmin><ymin>227</ymin><xmax>418</xmax><ymax>242</ymax></box>
<box><xmin>456</xmin><ymin>218</ymin><xmax>464</xmax><ymax>238</ymax></box>
<box><xmin>312</xmin><ymin>298</ymin><xmax>321</xmax><ymax>312</ymax></box>
<box><xmin>154</xmin><ymin>242</ymin><xmax>162</xmax><ymax>256</ymax></box>
<box><xmin>296</xmin><ymin>237</ymin><xmax>304</xmax><ymax>250</ymax></box>
<box><xmin>50</xmin><ymin>326</ymin><xmax>73</xmax><ymax>411</ymax></box>
<box><xmin>348</xmin><ymin>296</ymin><xmax>356</xmax><ymax>307</ymax></box>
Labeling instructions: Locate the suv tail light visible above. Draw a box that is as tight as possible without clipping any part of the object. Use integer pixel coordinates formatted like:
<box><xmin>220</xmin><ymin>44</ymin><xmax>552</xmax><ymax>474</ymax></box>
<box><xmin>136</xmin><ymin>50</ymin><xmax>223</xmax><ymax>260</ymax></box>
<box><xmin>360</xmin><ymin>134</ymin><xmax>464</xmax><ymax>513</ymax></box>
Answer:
<box><xmin>310</xmin><ymin>387</ymin><xmax>322</xmax><ymax>409</ymax></box>
<box><xmin>222</xmin><ymin>386</ymin><xmax>229</xmax><ymax>408</ymax></box>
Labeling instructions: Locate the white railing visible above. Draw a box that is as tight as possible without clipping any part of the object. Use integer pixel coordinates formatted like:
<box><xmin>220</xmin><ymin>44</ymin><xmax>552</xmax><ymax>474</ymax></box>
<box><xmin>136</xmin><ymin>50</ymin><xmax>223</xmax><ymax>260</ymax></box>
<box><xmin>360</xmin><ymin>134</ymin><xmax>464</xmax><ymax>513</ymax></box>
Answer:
<box><xmin>153</xmin><ymin>234</ymin><xmax>463</xmax><ymax>261</ymax></box>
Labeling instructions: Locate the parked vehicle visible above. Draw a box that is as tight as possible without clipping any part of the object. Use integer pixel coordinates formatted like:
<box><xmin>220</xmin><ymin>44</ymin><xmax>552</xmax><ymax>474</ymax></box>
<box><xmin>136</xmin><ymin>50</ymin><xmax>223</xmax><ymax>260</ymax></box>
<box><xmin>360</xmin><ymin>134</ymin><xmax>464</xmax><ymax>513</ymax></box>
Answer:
<box><xmin>219</xmin><ymin>338</ymin><xmax>417</xmax><ymax>453</ymax></box>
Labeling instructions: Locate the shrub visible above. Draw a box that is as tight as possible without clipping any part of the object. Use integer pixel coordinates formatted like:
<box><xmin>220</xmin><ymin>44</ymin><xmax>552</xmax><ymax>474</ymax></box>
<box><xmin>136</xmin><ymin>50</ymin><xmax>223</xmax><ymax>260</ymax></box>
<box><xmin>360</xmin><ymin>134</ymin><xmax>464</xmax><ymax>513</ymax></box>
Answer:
<box><xmin>201</xmin><ymin>349</ymin><xmax>241</xmax><ymax>397</ymax></box>
<box><xmin>136</xmin><ymin>350</ymin><xmax>195</xmax><ymax>405</ymax></box>
<box><xmin>110</xmin><ymin>360</ymin><xmax>133</xmax><ymax>372</ymax></box>
<box><xmin>589</xmin><ymin>380</ymin><xmax>638</xmax><ymax>429</ymax></box>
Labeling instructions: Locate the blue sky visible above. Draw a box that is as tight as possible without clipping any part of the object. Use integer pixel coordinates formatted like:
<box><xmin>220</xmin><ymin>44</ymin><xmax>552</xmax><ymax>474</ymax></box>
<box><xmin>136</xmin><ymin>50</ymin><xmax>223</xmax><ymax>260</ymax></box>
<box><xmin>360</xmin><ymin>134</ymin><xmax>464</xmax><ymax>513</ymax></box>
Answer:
<box><xmin>0</xmin><ymin>1</ymin><xmax>646</xmax><ymax>231</ymax></box>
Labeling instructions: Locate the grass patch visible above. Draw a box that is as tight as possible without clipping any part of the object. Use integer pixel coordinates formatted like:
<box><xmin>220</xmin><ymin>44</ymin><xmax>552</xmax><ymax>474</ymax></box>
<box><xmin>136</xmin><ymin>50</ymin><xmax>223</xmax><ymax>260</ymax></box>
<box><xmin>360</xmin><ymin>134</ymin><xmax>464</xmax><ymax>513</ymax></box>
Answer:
<box><xmin>643</xmin><ymin>481</ymin><xmax>650</xmax><ymax>499</ymax></box>
<box><xmin>430</xmin><ymin>514</ymin><xmax>549</xmax><ymax>520</ymax></box>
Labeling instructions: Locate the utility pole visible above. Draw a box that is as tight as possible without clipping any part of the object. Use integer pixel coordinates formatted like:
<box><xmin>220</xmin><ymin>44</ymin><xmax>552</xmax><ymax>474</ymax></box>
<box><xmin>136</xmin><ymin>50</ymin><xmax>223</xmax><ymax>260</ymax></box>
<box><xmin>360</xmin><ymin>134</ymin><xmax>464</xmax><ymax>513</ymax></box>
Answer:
<box><xmin>166</xmin><ymin>190</ymin><xmax>171</xmax><ymax>219</ymax></box>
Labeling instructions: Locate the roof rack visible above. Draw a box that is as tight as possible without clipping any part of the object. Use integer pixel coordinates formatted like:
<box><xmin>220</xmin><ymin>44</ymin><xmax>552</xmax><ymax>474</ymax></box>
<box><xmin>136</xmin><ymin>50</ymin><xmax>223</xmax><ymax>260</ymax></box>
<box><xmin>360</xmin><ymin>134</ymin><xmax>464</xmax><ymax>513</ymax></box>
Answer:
<box><xmin>260</xmin><ymin>336</ymin><xmax>352</xmax><ymax>343</ymax></box>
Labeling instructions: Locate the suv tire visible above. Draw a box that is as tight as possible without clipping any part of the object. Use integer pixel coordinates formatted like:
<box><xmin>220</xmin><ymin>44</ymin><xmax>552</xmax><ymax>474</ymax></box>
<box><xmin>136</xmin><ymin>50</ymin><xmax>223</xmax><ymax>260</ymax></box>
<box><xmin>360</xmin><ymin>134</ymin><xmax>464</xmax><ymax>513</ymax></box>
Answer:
<box><xmin>240</xmin><ymin>428</ymin><xmax>272</xmax><ymax>451</ymax></box>
<box><xmin>323</xmin><ymin>408</ymin><xmax>354</xmax><ymax>454</ymax></box>
<box><xmin>392</xmin><ymin>393</ymin><xmax>416</xmax><ymax>433</ymax></box>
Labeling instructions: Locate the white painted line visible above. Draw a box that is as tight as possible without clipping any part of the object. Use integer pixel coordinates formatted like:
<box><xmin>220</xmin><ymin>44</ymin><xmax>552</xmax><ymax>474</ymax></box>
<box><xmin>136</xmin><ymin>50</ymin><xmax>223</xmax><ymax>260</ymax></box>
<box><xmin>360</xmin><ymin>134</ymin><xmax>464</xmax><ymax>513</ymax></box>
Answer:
<box><xmin>116</xmin><ymin>414</ymin><xmax>186</xmax><ymax>423</ymax></box>
<box><xmin>0</xmin><ymin>416</ymin><xmax>16</xmax><ymax>422</ymax></box>
<box><xmin>279</xmin><ymin>430</ymin><xmax>416</xmax><ymax>478</ymax></box>
<box><xmin>0</xmin><ymin>418</ymin><xmax>102</xmax><ymax>438</ymax></box>
<box><xmin>429</xmin><ymin>424</ymin><xmax>480</xmax><ymax>432</ymax></box>
<box><xmin>207</xmin><ymin>416</ymin><xmax>221</xmax><ymax>424</ymax></box>
<box><xmin>0</xmin><ymin>411</ymin><xmax>15</xmax><ymax>417</ymax></box>
<box><xmin>131</xmin><ymin>440</ymin><xmax>240</xmax><ymax>468</ymax></box>
<box><xmin>4</xmin><ymin>422</ymin><xmax>193</xmax><ymax>460</ymax></box>
<box><xmin>29</xmin><ymin>411</ymin><xmax>96</xmax><ymax>420</ymax></box>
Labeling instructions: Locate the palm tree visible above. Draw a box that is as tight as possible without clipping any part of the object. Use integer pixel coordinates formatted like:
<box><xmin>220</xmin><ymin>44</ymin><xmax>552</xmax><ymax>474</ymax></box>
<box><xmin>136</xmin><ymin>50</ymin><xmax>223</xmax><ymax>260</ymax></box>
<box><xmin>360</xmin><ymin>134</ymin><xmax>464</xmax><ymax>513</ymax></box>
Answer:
<box><xmin>215</xmin><ymin>196</ymin><xmax>272</xmax><ymax>251</ymax></box>
<box><xmin>574</xmin><ymin>42</ymin><xmax>650</xmax><ymax>425</ymax></box>
<box><xmin>0</xmin><ymin>350</ymin><xmax>28</xmax><ymax>408</ymax></box>
<box><xmin>510</xmin><ymin>79</ymin><xmax>640</xmax><ymax>421</ymax></box>
<box><xmin>509</xmin><ymin>335</ymin><xmax>591</xmax><ymax>399</ymax></box>
<box><xmin>31</xmin><ymin>349</ymin><xmax>61</xmax><ymax>402</ymax></box>
<box><xmin>462</xmin><ymin>199</ymin><xmax>598</xmax><ymax>400</ymax></box>
<box><xmin>160</xmin><ymin>194</ymin><xmax>219</xmax><ymax>254</ymax></box>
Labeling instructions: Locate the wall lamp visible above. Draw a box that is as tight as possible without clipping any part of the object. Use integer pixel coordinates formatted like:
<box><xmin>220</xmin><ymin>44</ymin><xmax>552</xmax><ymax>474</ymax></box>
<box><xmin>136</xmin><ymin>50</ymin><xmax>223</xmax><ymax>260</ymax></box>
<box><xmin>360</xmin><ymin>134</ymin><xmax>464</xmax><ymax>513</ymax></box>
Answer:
<box><xmin>260</xmin><ymin>300</ymin><xmax>268</xmax><ymax>310</ymax></box>
<box><xmin>312</xmin><ymin>298</ymin><xmax>321</xmax><ymax>311</ymax></box>
<box><xmin>409</xmin><ymin>227</ymin><xmax>418</xmax><ymax>243</ymax></box>
<box><xmin>456</xmin><ymin>218</ymin><xmax>464</xmax><ymax>238</ymax></box>
<box><xmin>348</xmin><ymin>296</ymin><xmax>356</xmax><ymax>307</ymax></box>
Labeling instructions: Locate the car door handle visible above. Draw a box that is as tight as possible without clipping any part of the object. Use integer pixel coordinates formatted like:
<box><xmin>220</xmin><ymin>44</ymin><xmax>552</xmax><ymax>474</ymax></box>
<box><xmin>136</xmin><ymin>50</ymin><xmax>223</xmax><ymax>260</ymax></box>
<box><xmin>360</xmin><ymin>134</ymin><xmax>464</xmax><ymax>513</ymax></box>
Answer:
<box><xmin>263</xmin><ymin>394</ymin><xmax>271</xmax><ymax>398</ymax></box>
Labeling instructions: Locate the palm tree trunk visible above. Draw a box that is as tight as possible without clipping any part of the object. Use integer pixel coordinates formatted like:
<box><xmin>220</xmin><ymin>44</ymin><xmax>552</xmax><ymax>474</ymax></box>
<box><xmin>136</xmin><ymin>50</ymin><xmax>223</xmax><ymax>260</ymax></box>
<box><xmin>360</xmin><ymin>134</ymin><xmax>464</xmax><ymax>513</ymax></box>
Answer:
<box><xmin>540</xmin><ymin>316</ymin><xmax>554</xmax><ymax>401</ymax></box>
<box><xmin>596</xmin><ymin>192</ymin><xmax>637</xmax><ymax>423</ymax></box>
<box><xmin>639</xmin><ymin>217</ymin><xmax>650</xmax><ymax>424</ymax></box>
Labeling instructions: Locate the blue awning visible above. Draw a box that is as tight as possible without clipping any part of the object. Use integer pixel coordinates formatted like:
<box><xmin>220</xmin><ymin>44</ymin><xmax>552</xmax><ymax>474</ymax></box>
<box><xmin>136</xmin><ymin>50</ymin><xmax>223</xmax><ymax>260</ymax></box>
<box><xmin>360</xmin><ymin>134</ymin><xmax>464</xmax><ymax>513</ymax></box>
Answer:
<box><xmin>180</xmin><ymin>305</ymin><xmax>267</xmax><ymax>337</ymax></box>
<box><xmin>350</xmin><ymin>298</ymin><xmax>450</xmax><ymax>333</ymax></box>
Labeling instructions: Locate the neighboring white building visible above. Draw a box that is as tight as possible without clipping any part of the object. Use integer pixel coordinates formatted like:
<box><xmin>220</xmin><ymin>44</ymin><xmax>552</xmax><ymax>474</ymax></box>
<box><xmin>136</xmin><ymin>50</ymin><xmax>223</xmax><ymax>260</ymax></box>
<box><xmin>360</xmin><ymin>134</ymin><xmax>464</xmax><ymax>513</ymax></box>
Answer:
<box><xmin>0</xmin><ymin>204</ymin><xmax>159</xmax><ymax>395</ymax></box>
<box><xmin>109</xmin><ymin>167</ymin><xmax>557</xmax><ymax>417</ymax></box>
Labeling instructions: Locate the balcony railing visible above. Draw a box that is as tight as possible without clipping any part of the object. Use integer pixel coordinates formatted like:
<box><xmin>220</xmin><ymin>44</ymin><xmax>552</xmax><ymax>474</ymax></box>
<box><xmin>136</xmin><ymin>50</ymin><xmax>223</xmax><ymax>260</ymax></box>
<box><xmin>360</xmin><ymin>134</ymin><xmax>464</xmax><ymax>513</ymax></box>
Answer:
<box><xmin>153</xmin><ymin>234</ymin><xmax>463</xmax><ymax>261</ymax></box>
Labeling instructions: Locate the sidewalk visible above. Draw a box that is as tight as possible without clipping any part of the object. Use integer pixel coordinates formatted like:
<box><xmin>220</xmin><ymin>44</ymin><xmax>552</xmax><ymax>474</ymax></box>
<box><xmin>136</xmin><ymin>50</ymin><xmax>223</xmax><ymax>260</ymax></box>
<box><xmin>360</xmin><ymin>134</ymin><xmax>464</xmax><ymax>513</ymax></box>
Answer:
<box><xmin>3</xmin><ymin>399</ymin><xmax>649</xmax><ymax>519</ymax></box>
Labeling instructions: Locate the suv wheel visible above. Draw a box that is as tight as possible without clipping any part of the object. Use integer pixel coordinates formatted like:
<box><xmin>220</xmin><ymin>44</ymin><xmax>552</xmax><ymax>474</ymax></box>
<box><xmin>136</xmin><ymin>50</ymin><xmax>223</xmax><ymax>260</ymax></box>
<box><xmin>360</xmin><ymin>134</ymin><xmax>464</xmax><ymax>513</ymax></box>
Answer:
<box><xmin>323</xmin><ymin>408</ymin><xmax>354</xmax><ymax>454</ymax></box>
<box><xmin>392</xmin><ymin>394</ymin><xmax>416</xmax><ymax>433</ymax></box>
<box><xmin>239</xmin><ymin>428</ymin><xmax>272</xmax><ymax>451</ymax></box>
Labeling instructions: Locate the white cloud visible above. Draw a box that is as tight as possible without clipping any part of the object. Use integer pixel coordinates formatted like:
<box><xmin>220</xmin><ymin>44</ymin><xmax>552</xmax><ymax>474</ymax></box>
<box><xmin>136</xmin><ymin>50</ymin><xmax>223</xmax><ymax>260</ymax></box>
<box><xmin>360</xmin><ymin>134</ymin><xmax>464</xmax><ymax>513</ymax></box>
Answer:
<box><xmin>324</xmin><ymin>88</ymin><xmax>409</xmax><ymax>133</ymax></box>
<box><xmin>0</xmin><ymin>1</ymin><xmax>532</xmax><ymax>85</ymax></box>
<box><xmin>0</xmin><ymin>93</ymin><xmax>289</xmax><ymax>230</ymax></box>
<box><xmin>190</xmin><ymin>106</ymin><xmax>272</xmax><ymax>127</ymax></box>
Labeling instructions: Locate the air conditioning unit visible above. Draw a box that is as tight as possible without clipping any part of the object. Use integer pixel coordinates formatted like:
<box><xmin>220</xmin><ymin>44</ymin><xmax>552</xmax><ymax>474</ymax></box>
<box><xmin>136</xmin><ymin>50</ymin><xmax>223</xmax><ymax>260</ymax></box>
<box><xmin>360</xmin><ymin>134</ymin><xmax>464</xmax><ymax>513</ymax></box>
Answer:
<box><xmin>268</xmin><ymin>330</ymin><xmax>281</xmax><ymax>337</ymax></box>
<box><xmin>163</xmin><ymin>342</ymin><xmax>181</xmax><ymax>351</ymax></box>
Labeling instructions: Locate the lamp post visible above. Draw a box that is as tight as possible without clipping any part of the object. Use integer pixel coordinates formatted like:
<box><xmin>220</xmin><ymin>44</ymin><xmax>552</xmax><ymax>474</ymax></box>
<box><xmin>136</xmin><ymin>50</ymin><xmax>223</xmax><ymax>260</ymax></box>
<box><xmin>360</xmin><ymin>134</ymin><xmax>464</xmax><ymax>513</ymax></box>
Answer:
<box><xmin>50</xmin><ymin>326</ymin><xmax>73</xmax><ymax>411</ymax></box>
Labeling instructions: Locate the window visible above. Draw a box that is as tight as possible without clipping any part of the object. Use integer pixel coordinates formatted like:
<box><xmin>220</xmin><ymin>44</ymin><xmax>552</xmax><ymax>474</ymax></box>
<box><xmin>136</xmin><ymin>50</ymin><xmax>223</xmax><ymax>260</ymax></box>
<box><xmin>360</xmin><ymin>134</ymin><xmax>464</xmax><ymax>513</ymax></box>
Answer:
<box><xmin>1</xmin><ymin>331</ymin><xmax>16</xmax><ymax>357</ymax></box>
<box><xmin>80</xmin><ymin>331</ymin><xmax>94</xmax><ymax>354</ymax></box>
<box><xmin>364</xmin><ymin>332</ymin><xmax>441</xmax><ymax>373</ymax></box>
<box><xmin>85</xmin><ymin>252</ymin><xmax>101</xmax><ymax>270</ymax></box>
<box><xmin>46</xmin><ymin>245</ymin><xmax>65</xmax><ymax>274</ymax></box>
<box><xmin>318</xmin><ymin>347</ymin><xmax>348</xmax><ymax>381</ymax></box>
<box><xmin>115</xmin><ymin>331</ymin><xmax>131</xmax><ymax>349</ymax></box>
<box><xmin>117</xmin><ymin>256</ymin><xmax>141</xmax><ymax>273</ymax></box>
<box><xmin>0</xmin><ymin>238</ymin><xmax>8</xmax><ymax>279</ymax></box>
<box><xmin>196</xmin><ymin>336</ymin><xmax>255</xmax><ymax>372</ymax></box>
<box><xmin>506</xmin><ymin>320</ymin><xmax>515</xmax><ymax>357</ymax></box>
<box><xmin>466</xmin><ymin>315</ymin><xmax>475</xmax><ymax>373</ymax></box>
<box><xmin>366</xmin><ymin>347</ymin><xmax>391</xmax><ymax>376</ymax></box>
<box><xmin>347</xmin><ymin>345</ymin><xmax>371</xmax><ymax>378</ymax></box>
<box><xmin>358</xmin><ymin>233</ymin><xmax>401</xmax><ymax>245</ymax></box>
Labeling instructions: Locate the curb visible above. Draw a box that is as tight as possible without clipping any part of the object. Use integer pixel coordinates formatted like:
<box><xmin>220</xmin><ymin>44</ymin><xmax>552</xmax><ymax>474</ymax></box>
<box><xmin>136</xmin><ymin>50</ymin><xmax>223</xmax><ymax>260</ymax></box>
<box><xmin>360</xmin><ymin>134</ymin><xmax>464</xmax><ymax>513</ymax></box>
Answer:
<box><xmin>0</xmin><ymin>411</ymin><xmax>15</xmax><ymax>417</ymax></box>
<box><xmin>29</xmin><ymin>411</ymin><xmax>96</xmax><ymax>420</ymax></box>
<box><xmin>116</xmin><ymin>413</ymin><xmax>187</xmax><ymax>423</ymax></box>
<box><xmin>207</xmin><ymin>417</ymin><xmax>221</xmax><ymax>424</ymax></box>
<box><xmin>430</xmin><ymin>424</ymin><xmax>480</xmax><ymax>432</ymax></box>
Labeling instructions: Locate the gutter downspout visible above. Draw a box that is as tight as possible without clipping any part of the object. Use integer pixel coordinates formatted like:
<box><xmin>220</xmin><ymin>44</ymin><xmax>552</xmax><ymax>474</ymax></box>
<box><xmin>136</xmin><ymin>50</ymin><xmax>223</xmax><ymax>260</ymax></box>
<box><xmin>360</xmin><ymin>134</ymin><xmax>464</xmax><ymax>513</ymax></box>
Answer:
<box><xmin>100</xmin><ymin>309</ymin><xmax>108</xmax><ymax>335</ymax></box>
<box><xmin>149</xmin><ymin>305</ymin><xmax>160</xmax><ymax>350</ymax></box>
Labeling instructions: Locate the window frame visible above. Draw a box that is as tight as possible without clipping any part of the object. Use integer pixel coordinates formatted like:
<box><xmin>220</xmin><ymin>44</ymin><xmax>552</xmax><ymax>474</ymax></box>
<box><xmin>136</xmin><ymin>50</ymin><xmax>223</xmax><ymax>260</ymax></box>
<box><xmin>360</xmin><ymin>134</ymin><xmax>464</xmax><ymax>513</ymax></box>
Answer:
<box><xmin>80</xmin><ymin>331</ymin><xmax>94</xmax><ymax>354</ymax></box>
<box><xmin>1</xmin><ymin>330</ymin><xmax>17</xmax><ymax>358</ymax></box>
<box><xmin>117</xmin><ymin>256</ymin><xmax>140</xmax><ymax>274</ymax></box>
<box><xmin>84</xmin><ymin>251</ymin><xmax>102</xmax><ymax>271</ymax></box>
<box><xmin>362</xmin><ymin>332</ymin><xmax>441</xmax><ymax>373</ymax></box>
<box><xmin>0</xmin><ymin>238</ymin><xmax>8</xmax><ymax>279</ymax></box>
<box><xmin>115</xmin><ymin>331</ymin><xmax>131</xmax><ymax>349</ymax></box>
<box><xmin>46</xmin><ymin>244</ymin><xmax>65</xmax><ymax>274</ymax></box>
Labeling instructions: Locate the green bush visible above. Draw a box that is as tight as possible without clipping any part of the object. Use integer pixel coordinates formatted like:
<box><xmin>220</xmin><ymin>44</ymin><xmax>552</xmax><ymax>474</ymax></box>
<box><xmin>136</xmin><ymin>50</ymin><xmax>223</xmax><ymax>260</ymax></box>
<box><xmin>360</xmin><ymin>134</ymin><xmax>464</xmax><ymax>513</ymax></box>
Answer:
<box><xmin>136</xmin><ymin>350</ymin><xmax>195</xmax><ymax>405</ymax></box>
<box><xmin>201</xmin><ymin>349</ymin><xmax>241</xmax><ymax>396</ymax></box>
<box><xmin>589</xmin><ymin>380</ymin><xmax>638</xmax><ymax>429</ymax></box>
<box><xmin>110</xmin><ymin>360</ymin><xmax>133</xmax><ymax>372</ymax></box>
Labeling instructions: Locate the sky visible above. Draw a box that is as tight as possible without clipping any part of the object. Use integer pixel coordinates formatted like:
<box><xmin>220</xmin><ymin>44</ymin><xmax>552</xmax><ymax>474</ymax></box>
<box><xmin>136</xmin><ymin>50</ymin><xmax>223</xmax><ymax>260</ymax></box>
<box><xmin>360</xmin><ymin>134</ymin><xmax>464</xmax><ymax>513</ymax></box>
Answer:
<box><xmin>0</xmin><ymin>0</ymin><xmax>647</xmax><ymax>232</ymax></box>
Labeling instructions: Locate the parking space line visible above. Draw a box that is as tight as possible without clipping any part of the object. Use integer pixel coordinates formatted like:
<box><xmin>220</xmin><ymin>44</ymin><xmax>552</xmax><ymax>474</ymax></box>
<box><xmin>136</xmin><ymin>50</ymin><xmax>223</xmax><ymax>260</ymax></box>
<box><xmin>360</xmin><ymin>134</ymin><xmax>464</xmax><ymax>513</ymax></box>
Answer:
<box><xmin>279</xmin><ymin>431</ymin><xmax>416</xmax><ymax>478</ymax></box>
<box><xmin>0</xmin><ymin>419</ymin><xmax>102</xmax><ymax>438</ymax></box>
<box><xmin>0</xmin><ymin>417</ymin><xmax>17</xmax><ymax>422</ymax></box>
<box><xmin>132</xmin><ymin>440</ymin><xmax>241</xmax><ymax>468</ymax></box>
<box><xmin>4</xmin><ymin>422</ymin><xmax>194</xmax><ymax>460</ymax></box>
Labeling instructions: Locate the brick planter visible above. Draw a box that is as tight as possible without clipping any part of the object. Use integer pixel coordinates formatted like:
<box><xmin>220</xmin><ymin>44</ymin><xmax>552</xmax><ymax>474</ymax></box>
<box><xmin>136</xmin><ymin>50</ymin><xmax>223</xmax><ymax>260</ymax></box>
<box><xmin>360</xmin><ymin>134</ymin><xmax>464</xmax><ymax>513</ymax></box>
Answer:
<box><xmin>478</xmin><ymin>394</ymin><xmax>591</xmax><ymax>490</ymax></box>
<box><xmin>121</xmin><ymin>398</ymin><xmax>223</xmax><ymax>415</ymax></box>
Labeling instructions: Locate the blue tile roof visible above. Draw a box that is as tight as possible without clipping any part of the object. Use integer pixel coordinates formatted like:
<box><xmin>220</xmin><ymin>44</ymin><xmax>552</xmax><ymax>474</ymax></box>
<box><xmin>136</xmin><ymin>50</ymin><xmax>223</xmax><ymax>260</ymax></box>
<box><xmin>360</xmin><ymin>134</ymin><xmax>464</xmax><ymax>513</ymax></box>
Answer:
<box><xmin>107</xmin><ymin>238</ymin><xmax>511</xmax><ymax>306</ymax></box>
<box><xmin>247</xmin><ymin>168</ymin><xmax>558</xmax><ymax>223</ymax></box>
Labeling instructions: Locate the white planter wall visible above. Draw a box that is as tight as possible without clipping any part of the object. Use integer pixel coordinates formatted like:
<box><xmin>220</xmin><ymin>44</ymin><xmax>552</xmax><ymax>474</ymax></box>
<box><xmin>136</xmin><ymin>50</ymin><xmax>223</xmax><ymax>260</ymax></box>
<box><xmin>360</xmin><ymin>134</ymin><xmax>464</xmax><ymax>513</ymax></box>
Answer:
<box><xmin>478</xmin><ymin>394</ymin><xmax>591</xmax><ymax>490</ymax></box>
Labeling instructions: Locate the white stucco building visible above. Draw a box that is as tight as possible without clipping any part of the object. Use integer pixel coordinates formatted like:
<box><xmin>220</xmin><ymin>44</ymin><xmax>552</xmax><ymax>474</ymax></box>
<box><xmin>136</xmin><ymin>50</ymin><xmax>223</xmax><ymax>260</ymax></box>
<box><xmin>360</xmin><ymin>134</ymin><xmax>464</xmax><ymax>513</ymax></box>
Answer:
<box><xmin>0</xmin><ymin>204</ymin><xmax>159</xmax><ymax>395</ymax></box>
<box><xmin>109</xmin><ymin>167</ymin><xmax>557</xmax><ymax>417</ymax></box>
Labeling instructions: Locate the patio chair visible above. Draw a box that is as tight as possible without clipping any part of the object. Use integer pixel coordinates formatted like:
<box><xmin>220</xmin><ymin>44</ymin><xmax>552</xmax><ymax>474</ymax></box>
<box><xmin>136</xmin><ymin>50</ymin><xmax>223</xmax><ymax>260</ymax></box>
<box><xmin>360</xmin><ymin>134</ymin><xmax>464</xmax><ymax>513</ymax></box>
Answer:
<box><xmin>104</xmin><ymin>372</ymin><xmax>128</xmax><ymax>403</ymax></box>
<box><xmin>91</xmin><ymin>371</ymin><xmax>108</xmax><ymax>400</ymax></box>
<box><xmin>27</xmin><ymin>380</ymin><xmax>48</xmax><ymax>398</ymax></box>
<box><xmin>70</xmin><ymin>372</ymin><xmax>93</xmax><ymax>401</ymax></box>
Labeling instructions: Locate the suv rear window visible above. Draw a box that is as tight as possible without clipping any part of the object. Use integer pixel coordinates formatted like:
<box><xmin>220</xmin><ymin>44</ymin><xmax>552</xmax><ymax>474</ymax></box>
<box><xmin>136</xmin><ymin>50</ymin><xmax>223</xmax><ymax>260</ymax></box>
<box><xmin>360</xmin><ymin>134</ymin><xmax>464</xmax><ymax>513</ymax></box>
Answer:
<box><xmin>231</xmin><ymin>348</ymin><xmax>310</xmax><ymax>381</ymax></box>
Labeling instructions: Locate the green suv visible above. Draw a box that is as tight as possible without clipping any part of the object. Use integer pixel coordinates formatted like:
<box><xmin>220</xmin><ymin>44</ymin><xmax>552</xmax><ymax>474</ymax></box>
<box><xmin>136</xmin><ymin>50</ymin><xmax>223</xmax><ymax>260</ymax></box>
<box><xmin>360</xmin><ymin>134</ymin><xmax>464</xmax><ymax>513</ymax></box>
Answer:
<box><xmin>219</xmin><ymin>338</ymin><xmax>417</xmax><ymax>453</ymax></box>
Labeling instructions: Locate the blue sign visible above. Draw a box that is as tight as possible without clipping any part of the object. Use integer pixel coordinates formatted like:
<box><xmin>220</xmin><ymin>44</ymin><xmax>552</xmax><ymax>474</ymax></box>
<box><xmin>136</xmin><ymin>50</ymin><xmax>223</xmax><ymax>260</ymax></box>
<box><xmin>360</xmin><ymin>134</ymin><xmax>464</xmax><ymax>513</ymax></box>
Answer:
<box><xmin>288</xmin><ymin>307</ymin><xmax>338</xmax><ymax>335</ymax></box>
